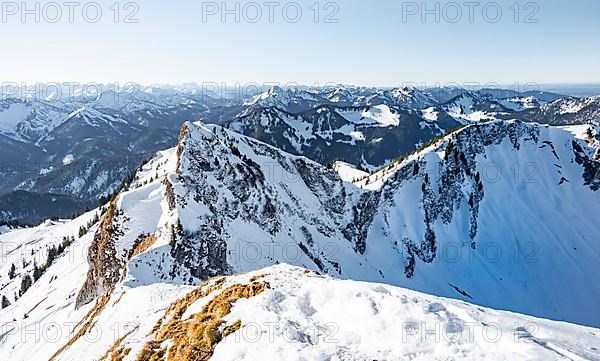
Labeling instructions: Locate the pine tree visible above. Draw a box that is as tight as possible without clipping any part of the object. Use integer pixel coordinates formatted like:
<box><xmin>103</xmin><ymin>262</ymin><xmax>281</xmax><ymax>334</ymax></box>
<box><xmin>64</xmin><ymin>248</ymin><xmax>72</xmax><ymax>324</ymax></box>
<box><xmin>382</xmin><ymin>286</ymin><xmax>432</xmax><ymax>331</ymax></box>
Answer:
<box><xmin>33</xmin><ymin>262</ymin><xmax>43</xmax><ymax>282</ymax></box>
<box><xmin>92</xmin><ymin>212</ymin><xmax>100</xmax><ymax>224</ymax></box>
<box><xmin>20</xmin><ymin>274</ymin><xmax>32</xmax><ymax>296</ymax></box>
<box><xmin>586</xmin><ymin>127</ymin><xmax>594</xmax><ymax>139</ymax></box>
<box><xmin>78</xmin><ymin>226</ymin><xmax>85</xmax><ymax>238</ymax></box>
<box><xmin>413</xmin><ymin>162</ymin><xmax>420</xmax><ymax>176</ymax></box>
<box><xmin>1</xmin><ymin>295</ymin><xmax>10</xmax><ymax>309</ymax></box>
<box><xmin>8</xmin><ymin>263</ymin><xmax>16</xmax><ymax>279</ymax></box>
<box><xmin>98</xmin><ymin>195</ymin><xmax>108</xmax><ymax>208</ymax></box>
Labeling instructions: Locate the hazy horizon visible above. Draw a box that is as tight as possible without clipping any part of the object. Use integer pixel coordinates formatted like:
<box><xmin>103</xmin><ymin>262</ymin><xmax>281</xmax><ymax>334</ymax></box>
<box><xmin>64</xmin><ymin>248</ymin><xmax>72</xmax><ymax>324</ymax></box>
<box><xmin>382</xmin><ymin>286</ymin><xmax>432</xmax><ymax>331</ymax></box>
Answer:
<box><xmin>3</xmin><ymin>81</ymin><xmax>600</xmax><ymax>98</ymax></box>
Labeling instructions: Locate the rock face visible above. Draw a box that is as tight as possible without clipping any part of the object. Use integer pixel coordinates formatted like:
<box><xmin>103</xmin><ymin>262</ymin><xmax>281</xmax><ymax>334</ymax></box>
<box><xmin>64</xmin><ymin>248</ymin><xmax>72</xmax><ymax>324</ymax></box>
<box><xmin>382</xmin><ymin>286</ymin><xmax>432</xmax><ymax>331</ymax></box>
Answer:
<box><xmin>382</xmin><ymin>122</ymin><xmax>537</xmax><ymax>277</ymax></box>
<box><xmin>75</xmin><ymin>201</ymin><xmax>127</xmax><ymax>308</ymax></box>
<box><xmin>75</xmin><ymin>120</ymin><xmax>600</xmax><ymax>327</ymax></box>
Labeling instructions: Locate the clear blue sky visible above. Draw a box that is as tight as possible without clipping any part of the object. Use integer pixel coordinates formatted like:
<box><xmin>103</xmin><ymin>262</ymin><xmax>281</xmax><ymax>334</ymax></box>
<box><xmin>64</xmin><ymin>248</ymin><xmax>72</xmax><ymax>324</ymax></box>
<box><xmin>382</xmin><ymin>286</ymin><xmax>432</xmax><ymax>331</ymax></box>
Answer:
<box><xmin>2</xmin><ymin>0</ymin><xmax>599</xmax><ymax>86</ymax></box>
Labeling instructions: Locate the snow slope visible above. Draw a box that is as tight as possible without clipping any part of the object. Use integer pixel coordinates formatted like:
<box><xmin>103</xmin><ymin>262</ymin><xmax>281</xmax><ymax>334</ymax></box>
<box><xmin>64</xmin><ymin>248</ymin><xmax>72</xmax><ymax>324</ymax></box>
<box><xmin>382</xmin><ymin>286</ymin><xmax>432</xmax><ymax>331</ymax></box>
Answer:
<box><xmin>0</xmin><ymin>102</ymin><xmax>31</xmax><ymax>136</ymax></box>
<box><xmin>80</xmin><ymin>122</ymin><xmax>600</xmax><ymax>323</ymax></box>
<box><xmin>339</xmin><ymin>105</ymin><xmax>401</xmax><ymax>127</ymax></box>
<box><xmin>25</xmin><ymin>119</ymin><xmax>597</xmax><ymax>328</ymax></box>
<box><xmin>1</xmin><ymin>257</ymin><xmax>599</xmax><ymax>361</ymax></box>
<box><xmin>1</xmin><ymin>119</ymin><xmax>599</xmax><ymax>360</ymax></box>
<box><xmin>332</xmin><ymin>161</ymin><xmax>369</xmax><ymax>183</ymax></box>
<box><xmin>442</xmin><ymin>93</ymin><xmax>504</xmax><ymax>122</ymax></box>
<box><xmin>498</xmin><ymin>96</ymin><xmax>540</xmax><ymax>111</ymax></box>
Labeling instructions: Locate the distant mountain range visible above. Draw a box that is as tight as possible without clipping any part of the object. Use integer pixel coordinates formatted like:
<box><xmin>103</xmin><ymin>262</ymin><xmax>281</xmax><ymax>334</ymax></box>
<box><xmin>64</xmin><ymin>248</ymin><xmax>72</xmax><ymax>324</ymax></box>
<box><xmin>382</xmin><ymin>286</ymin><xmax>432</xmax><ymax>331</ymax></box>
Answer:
<box><xmin>1</xmin><ymin>83</ymin><xmax>599</xmax><ymax>223</ymax></box>
<box><xmin>0</xmin><ymin>85</ymin><xmax>235</xmax><ymax>223</ymax></box>
<box><xmin>223</xmin><ymin>85</ymin><xmax>599</xmax><ymax>170</ymax></box>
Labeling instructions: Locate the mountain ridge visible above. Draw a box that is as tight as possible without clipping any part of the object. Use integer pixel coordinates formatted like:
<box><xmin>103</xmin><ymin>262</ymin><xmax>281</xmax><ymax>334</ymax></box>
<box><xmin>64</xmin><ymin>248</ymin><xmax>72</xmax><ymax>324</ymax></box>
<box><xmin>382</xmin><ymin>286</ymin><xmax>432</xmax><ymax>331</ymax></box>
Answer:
<box><xmin>1</xmin><ymin>118</ymin><xmax>599</xmax><ymax>359</ymax></box>
<box><xmin>62</xmin><ymin>119</ymin><xmax>600</xmax><ymax>327</ymax></box>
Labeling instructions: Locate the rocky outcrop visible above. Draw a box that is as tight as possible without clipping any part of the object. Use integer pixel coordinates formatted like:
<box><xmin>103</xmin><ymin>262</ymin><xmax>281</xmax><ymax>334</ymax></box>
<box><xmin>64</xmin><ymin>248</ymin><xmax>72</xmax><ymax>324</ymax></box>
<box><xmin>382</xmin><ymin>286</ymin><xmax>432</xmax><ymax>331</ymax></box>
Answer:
<box><xmin>162</xmin><ymin>176</ymin><xmax>176</xmax><ymax>211</ymax></box>
<box><xmin>343</xmin><ymin>191</ymin><xmax>380</xmax><ymax>254</ymax></box>
<box><xmin>572</xmin><ymin>140</ymin><xmax>600</xmax><ymax>190</ymax></box>
<box><xmin>75</xmin><ymin>200</ymin><xmax>128</xmax><ymax>308</ymax></box>
<box><xmin>382</xmin><ymin>121</ymin><xmax>540</xmax><ymax>277</ymax></box>
<box><xmin>74</xmin><ymin>120</ymin><xmax>600</xmax><ymax>314</ymax></box>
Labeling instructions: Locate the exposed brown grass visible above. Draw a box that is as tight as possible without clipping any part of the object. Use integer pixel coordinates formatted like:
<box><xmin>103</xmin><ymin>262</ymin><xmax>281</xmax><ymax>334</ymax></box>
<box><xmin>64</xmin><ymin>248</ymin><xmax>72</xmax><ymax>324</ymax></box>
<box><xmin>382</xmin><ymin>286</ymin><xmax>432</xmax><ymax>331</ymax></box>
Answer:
<box><xmin>112</xmin><ymin>347</ymin><xmax>132</xmax><ymax>361</ymax></box>
<box><xmin>129</xmin><ymin>233</ymin><xmax>158</xmax><ymax>260</ymax></box>
<box><xmin>249</xmin><ymin>273</ymin><xmax>269</xmax><ymax>282</ymax></box>
<box><xmin>76</xmin><ymin>199</ymin><xmax>124</xmax><ymax>309</ymax></box>
<box><xmin>99</xmin><ymin>325</ymin><xmax>139</xmax><ymax>361</ymax></box>
<box><xmin>102</xmin><ymin>199</ymin><xmax>119</xmax><ymax>228</ymax></box>
<box><xmin>136</xmin><ymin>280</ymin><xmax>268</xmax><ymax>361</ymax></box>
<box><xmin>147</xmin><ymin>277</ymin><xmax>226</xmax><ymax>338</ymax></box>
<box><xmin>222</xmin><ymin>320</ymin><xmax>242</xmax><ymax>339</ymax></box>
<box><xmin>112</xmin><ymin>291</ymin><xmax>127</xmax><ymax>307</ymax></box>
<box><xmin>49</xmin><ymin>293</ymin><xmax>112</xmax><ymax>361</ymax></box>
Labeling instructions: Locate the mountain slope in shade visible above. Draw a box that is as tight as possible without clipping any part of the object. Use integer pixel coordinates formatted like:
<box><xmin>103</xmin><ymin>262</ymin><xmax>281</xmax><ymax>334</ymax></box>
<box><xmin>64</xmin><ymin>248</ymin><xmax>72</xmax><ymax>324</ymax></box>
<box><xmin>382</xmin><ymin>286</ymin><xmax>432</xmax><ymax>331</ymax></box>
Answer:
<box><xmin>225</xmin><ymin>102</ymin><xmax>461</xmax><ymax>169</ymax></box>
<box><xmin>0</xmin><ymin>191</ymin><xmax>93</xmax><ymax>224</ymax></box>
<box><xmin>521</xmin><ymin>96</ymin><xmax>600</xmax><ymax>126</ymax></box>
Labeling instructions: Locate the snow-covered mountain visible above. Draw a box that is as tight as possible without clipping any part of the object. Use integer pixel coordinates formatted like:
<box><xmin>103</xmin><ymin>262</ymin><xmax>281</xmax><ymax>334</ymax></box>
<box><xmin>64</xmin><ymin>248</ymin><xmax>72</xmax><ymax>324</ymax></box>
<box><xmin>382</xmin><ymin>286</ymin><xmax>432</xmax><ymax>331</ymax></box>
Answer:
<box><xmin>245</xmin><ymin>85</ymin><xmax>439</xmax><ymax>111</ymax></box>
<box><xmin>522</xmin><ymin>96</ymin><xmax>600</xmax><ymax>126</ymax></box>
<box><xmin>1</xmin><ymin>83</ymin><xmax>598</xmax><ymax>225</ymax></box>
<box><xmin>0</xmin><ymin>98</ymin><xmax>70</xmax><ymax>142</ymax></box>
<box><xmin>427</xmin><ymin>87</ymin><xmax>564</xmax><ymax>105</ymax></box>
<box><xmin>440</xmin><ymin>92</ymin><xmax>513</xmax><ymax>123</ymax></box>
<box><xmin>427</xmin><ymin>90</ymin><xmax>600</xmax><ymax>127</ymax></box>
<box><xmin>0</xmin><ymin>86</ymin><xmax>234</xmax><ymax>223</ymax></box>
<box><xmin>348</xmin><ymin>87</ymin><xmax>438</xmax><ymax>110</ymax></box>
<box><xmin>9</xmin><ymin>120</ymin><xmax>600</xmax><ymax>321</ymax></box>
<box><xmin>0</xmin><ymin>84</ymin><xmax>221</xmax><ymax>143</ymax></box>
<box><xmin>225</xmin><ymin>101</ymin><xmax>461</xmax><ymax>170</ymax></box>
<box><xmin>222</xmin><ymin>86</ymin><xmax>596</xmax><ymax>172</ymax></box>
<box><xmin>1</xmin><ymin>119</ymin><xmax>599</xmax><ymax>359</ymax></box>
<box><xmin>243</xmin><ymin>86</ymin><xmax>328</xmax><ymax>113</ymax></box>
<box><xmin>168</xmin><ymin>121</ymin><xmax>600</xmax><ymax>326</ymax></box>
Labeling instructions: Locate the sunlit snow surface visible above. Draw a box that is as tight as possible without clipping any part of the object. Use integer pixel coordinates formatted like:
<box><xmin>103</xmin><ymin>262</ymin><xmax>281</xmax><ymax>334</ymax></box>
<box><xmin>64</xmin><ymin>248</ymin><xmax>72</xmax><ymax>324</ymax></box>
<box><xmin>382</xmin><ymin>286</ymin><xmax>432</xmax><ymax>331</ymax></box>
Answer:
<box><xmin>0</xmin><ymin>120</ymin><xmax>599</xmax><ymax>360</ymax></box>
<box><xmin>0</xmin><ymin>252</ymin><xmax>599</xmax><ymax>360</ymax></box>
<box><xmin>332</xmin><ymin>161</ymin><xmax>369</xmax><ymax>183</ymax></box>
